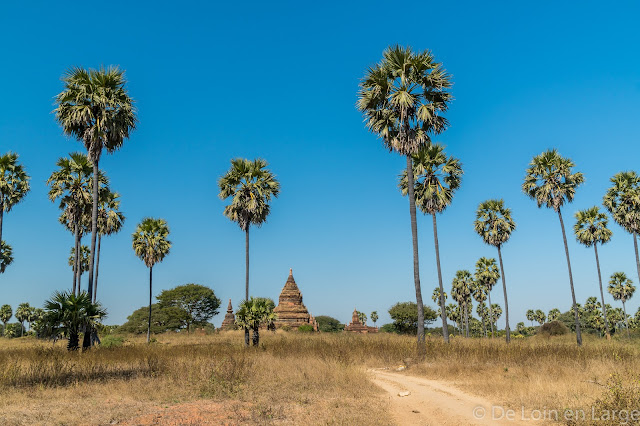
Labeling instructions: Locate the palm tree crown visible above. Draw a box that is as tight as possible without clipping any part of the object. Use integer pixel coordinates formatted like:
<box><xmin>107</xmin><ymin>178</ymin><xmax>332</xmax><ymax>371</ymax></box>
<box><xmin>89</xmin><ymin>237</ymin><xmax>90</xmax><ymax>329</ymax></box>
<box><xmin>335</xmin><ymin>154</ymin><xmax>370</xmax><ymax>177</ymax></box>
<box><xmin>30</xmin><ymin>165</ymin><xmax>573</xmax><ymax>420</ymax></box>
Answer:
<box><xmin>522</xmin><ymin>149</ymin><xmax>584</xmax><ymax>211</ymax></box>
<box><xmin>0</xmin><ymin>152</ymin><xmax>30</xmax><ymax>213</ymax></box>
<box><xmin>357</xmin><ymin>45</ymin><xmax>452</xmax><ymax>156</ymax></box>
<box><xmin>474</xmin><ymin>257</ymin><xmax>500</xmax><ymax>292</ymax></box>
<box><xmin>574</xmin><ymin>206</ymin><xmax>612</xmax><ymax>247</ymax></box>
<box><xmin>474</xmin><ymin>200</ymin><xmax>516</xmax><ymax>247</ymax></box>
<box><xmin>603</xmin><ymin>171</ymin><xmax>640</xmax><ymax>234</ymax></box>
<box><xmin>399</xmin><ymin>144</ymin><xmax>463</xmax><ymax>214</ymax></box>
<box><xmin>132</xmin><ymin>218</ymin><xmax>171</xmax><ymax>268</ymax></box>
<box><xmin>98</xmin><ymin>191</ymin><xmax>125</xmax><ymax>237</ymax></box>
<box><xmin>608</xmin><ymin>272</ymin><xmax>635</xmax><ymax>303</ymax></box>
<box><xmin>0</xmin><ymin>241</ymin><xmax>12</xmax><ymax>273</ymax></box>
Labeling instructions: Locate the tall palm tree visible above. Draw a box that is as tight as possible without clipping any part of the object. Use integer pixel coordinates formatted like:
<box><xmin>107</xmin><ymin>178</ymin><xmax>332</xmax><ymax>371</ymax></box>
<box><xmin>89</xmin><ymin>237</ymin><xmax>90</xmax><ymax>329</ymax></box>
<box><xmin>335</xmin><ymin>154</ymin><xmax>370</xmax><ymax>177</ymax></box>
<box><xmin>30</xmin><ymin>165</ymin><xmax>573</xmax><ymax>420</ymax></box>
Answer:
<box><xmin>398</xmin><ymin>144</ymin><xmax>462</xmax><ymax>343</ymax></box>
<box><xmin>357</xmin><ymin>45</ymin><xmax>453</xmax><ymax>351</ymax></box>
<box><xmin>474</xmin><ymin>257</ymin><xmax>500</xmax><ymax>337</ymax></box>
<box><xmin>574</xmin><ymin>206</ymin><xmax>613</xmax><ymax>338</ymax></box>
<box><xmin>0</xmin><ymin>241</ymin><xmax>13</xmax><ymax>274</ymax></box>
<box><xmin>470</xmin><ymin>279</ymin><xmax>488</xmax><ymax>337</ymax></box>
<box><xmin>526</xmin><ymin>309</ymin><xmax>535</xmax><ymax>326</ymax></box>
<box><xmin>523</xmin><ymin>149</ymin><xmax>585</xmax><ymax>345</ymax></box>
<box><xmin>15</xmin><ymin>302</ymin><xmax>30</xmax><ymax>337</ymax></box>
<box><xmin>55</xmin><ymin>66</ymin><xmax>137</xmax><ymax>302</ymax></box>
<box><xmin>218</xmin><ymin>158</ymin><xmax>279</xmax><ymax>346</ymax></box>
<box><xmin>548</xmin><ymin>308</ymin><xmax>561</xmax><ymax>322</ymax></box>
<box><xmin>608</xmin><ymin>272</ymin><xmax>635</xmax><ymax>338</ymax></box>
<box><xmin>0</xmin><ymin>304</ymin><xmax>11</xmax><ymax>336</ymax></box>
<box><xmin>43</xmin><ymin>291</ymin><xmax>106</xmax><ymax>350</ymax></box>
<box><xmin>475</xmin><ymin>302</ymin><xmax>489</xmax><ymax>336</ymax></box>
<box><xmin>0</xmin><ymin>152</ymin><xmax>30</xmax><ymax>265</ymax></box>
<box><xmin>474</xmin><ymin>200</ymin><xmax>516</xmax><ymax>342</ymax></box>
<box><xmin>94</xmin><ymin>191</ymin><xmax>125</xmax><ymax>302</ymax></box>
<box><xmin>451</xmin><ymin>270</ymin><xmax>473</xmax><ymax>338</ymax></box>
<box><xmin>132</xmin><ymin>218</ymin><xmax>171</xmax><ymax>343</ymax></box>
<box><xmin>603</xmin><ymin>171</ymin><xmax>640</xmax><ymax>283</ymax></box>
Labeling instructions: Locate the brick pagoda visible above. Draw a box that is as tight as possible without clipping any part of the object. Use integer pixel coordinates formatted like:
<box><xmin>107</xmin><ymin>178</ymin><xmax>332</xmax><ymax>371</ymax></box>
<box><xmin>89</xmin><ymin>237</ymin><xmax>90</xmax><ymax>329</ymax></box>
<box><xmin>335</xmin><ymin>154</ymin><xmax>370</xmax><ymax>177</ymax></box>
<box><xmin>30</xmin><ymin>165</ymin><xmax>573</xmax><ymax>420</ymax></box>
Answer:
<box><xmin>220</xmin><ymin>299</ymin><xmax>236</xmax><ymax>330</ymax></box>
<box><xmin>273</xmin><ymin>269</ymin><xmax>318</xmax><ymax>330</ymax></box>
<box><xmin>344</xmin><ymin>308</ymin><xmax>378</xmax><ymax>333</ymax></box>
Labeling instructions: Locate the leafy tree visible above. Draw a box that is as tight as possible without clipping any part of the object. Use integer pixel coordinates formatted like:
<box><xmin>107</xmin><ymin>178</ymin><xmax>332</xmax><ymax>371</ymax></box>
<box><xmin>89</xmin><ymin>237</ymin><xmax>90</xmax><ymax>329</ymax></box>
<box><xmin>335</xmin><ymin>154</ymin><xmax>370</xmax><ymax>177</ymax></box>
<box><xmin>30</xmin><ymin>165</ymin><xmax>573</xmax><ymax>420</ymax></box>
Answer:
<box><xmin>132</xmin><ymin>218</ymin><xmax>171</xmax><ymax>343</ymax></box>
<box><xmin>0</xmin><ymin>242</ymin><xmax>12</xmax><ymax>274</ymax></box>
<box><xmin>0</xmin><ymin>152</ymin><xmax>30</xmax><ymax>263</ymax></box>
<box><xmin>370</xmin><ymin>311</ymin><xmax>378</xmax><ymax>327</ymax></box>
<box><xmin>388</xmin><ymin>301</ymin><xmax>437</xmax><ymax>335</ymax></box>
<box><xmin>43</xmin><ymin>291</ymin><xmax>106</xmax><ymax>350</ymax></box>
<box><xmin>15</xmin><ymin>302</ymin><xmax>31</xmax><ymax>337</ymax></box>
<box><xmin>218</xmin><ymin>158</ymin><xmax>280</xmax><ymax>346</ymax></box>
<box><xmin>55</xmin><ymin>67</ymin><xmax>137</xmax><ymax>304</ymax></box>
<box><xmin>119</xmin><ymin>304</ymin><xmax>187</xmax><ymax>334</ymax></box>
<box><xmin>95</xmin><ymin>190</ymin><xmax>125</xmax><ymax>302</ymax></box>
<box><xmin>157</xmin><ymin>284</ymin><xmax>221</xmax><ymax>333</ymax></box>
<box><xmin>523</xmin><ymin>149</ymin><xmax>584</xmax><ymax>346</ymax></box>
<box><xmin>548</xmin><ymin>308</ymin><xmax>561</xmax><ymax>322</ymax></box>
<box><xmin>474</xmin><ymin>200</ymin><xmax>515</xmax><ymax>343</ymax></box>
<box><xmin>451</xmin><ymin>270</ymin><xmax>473</xmax><ymax>337</ymax></box>
<box><xmin>235</xmin><ymin>297</ymin><xmax>276</xmax><ymax>346</ymax></box>
<box><xmin>0</xmin><ymin>304</ymin><xmax>12</xmax><ymax>336</ymax></box>
<box><xmin>315</xmin><ymin>315</ymin><xmax>344</xmax><ymax>333</ymax></box>
<box><xmin>603</xmin><ymin>171</ymin><xmax>640</xmax><ymax>283</ymax></box>
<box><xmin>474</xmin><ymin>257</ymin><xmax>500</xmax><ymax>337</ymax></box>
<box><xmin>608</xmin><ymin>272</ymin><xmax>636</xmax><ymax>338</ymax></box>
<box><xmin>574</xmin><ymin>206</ymin><xmax>613</xmax><ymax>338</ymax></box>
<box><xmin>358</xmin><ymin>45</ymin><xmax>453</xmax><ymax>350</ymax></box>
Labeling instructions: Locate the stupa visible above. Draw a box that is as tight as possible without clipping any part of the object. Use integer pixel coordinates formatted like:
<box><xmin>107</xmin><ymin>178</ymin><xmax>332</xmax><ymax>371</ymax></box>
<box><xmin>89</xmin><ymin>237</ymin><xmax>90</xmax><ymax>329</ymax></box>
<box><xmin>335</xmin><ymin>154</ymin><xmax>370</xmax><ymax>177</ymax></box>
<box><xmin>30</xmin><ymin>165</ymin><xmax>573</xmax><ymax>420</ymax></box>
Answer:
<box><xmin>220</xmin><ymin>299</ymin><xmax>236</xmax><ymax>330</ymax></box>
<box><xmin>344</xmin><ymin>308</ymin><xmax>378</xmax><ymax>333</ymax></box>
<box><xmin>273</xmin><ymin>269</ymin><xmax>318</xmax><ymax>330</ymax></box>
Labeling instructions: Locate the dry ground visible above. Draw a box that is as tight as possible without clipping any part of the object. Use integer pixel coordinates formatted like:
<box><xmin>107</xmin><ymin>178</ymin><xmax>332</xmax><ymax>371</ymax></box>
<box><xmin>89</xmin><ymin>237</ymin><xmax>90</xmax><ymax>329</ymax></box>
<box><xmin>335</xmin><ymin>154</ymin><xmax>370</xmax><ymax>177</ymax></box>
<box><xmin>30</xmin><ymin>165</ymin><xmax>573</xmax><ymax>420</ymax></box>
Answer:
<box><xmin>0</xmin><ymin>332</ymin><xmax>637</xmax><ymax>425</ymax></box>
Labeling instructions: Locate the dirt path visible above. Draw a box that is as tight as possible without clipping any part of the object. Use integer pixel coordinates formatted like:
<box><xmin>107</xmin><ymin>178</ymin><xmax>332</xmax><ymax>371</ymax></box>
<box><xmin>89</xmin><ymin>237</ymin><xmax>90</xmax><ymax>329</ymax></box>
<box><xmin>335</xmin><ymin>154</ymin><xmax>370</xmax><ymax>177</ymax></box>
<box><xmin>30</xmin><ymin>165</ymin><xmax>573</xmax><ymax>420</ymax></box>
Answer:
<box><xmin>370</xmin><ymin>369</ymin><xmax>529</xmax><ymax>426</ymax></box>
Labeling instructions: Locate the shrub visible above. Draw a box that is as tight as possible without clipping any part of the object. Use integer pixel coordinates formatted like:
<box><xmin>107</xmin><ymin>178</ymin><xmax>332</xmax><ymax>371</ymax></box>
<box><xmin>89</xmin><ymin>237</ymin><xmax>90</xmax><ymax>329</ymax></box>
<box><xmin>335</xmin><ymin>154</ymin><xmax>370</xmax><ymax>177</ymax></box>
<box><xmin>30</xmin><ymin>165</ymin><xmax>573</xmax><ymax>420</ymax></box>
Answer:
<box><xmin>100</xmin><ymin>335</ymin><xmax>124</xmax><ymax>348</ymax></box>
<box><xmin>298</xmin><ymin>324</ymin><xmax>314</xmax><ymax>333</ymax></box>
<box><xmin>315</xmin><ymin>316</ymin><xmax>344</xmax><ymax>333</ymax></box>
<box><xmin>379</xmin><ymin>323</ymin><xmax>396</xmax><ymax>333</ymax></box>
<box><xmin>538</xmin><ymin>320</ymin><xmax>569</xmax><ymax>336</ymax></box>
<box><xmin>592</xmin><ymin>373</ymin><xmax>640</xmax><ymax>424</ymax></box>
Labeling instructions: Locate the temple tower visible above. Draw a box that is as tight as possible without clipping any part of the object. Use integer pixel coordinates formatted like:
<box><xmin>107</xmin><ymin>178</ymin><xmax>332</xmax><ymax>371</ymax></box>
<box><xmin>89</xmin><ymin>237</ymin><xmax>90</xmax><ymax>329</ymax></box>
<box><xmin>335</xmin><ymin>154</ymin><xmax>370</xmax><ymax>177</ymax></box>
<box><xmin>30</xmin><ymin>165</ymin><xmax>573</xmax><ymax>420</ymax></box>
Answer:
<box><xmin>220</xmin><ymin>299</ymin><xmax>236</xmax><ymax>330</ymax></box>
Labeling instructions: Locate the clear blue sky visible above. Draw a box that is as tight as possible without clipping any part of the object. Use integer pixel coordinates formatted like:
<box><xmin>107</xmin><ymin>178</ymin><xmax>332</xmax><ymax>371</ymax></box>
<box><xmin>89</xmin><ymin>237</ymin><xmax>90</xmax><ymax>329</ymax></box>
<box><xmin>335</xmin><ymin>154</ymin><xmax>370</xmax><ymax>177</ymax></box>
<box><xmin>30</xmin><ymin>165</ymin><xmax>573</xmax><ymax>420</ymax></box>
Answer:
<box><xmin>1</xmin><ymin>1</ymin><xmax>639</xmax><ymax>329</ymax></box>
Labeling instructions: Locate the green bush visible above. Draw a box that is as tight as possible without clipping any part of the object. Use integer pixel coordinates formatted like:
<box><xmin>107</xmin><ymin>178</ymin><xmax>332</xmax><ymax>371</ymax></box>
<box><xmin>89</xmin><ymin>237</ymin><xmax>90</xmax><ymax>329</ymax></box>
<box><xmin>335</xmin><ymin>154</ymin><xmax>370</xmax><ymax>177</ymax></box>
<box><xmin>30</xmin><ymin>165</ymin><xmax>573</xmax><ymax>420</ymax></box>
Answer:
<box><xmin>379</xmin><ymin>323</ymin><xmax>396</xmax><ymax>333</ymax></box>
<box><xmin>315</xmin><ymin>316</ymin><xmax>344</xmax><ymax>333</ymax></box>
<box><xmin>538</xmin><ymin>320</ymin><xmax>569</xmax><ymax>336</ymax></box>
<box><xmin>100</xmin><ymin>335</ymin><xmax>124</xmax><ymax>348</ymax></box>
<box><xmin>298</xmin><ymin>324</ymin><xmax>314</xmax><ymax>333</ymax></box>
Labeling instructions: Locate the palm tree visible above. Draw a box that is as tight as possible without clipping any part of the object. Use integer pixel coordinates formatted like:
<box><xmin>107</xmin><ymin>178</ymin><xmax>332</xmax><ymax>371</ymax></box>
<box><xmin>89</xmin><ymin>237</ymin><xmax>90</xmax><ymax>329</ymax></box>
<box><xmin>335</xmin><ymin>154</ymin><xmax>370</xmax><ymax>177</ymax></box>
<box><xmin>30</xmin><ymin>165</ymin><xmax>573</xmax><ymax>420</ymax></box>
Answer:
<box><xmin>451</xmin><ymin>270</ymin><xmax>473</xmax><ymax>338</ymax></box>
<box><xmin>0</xmin><ymin>304</ymin><xmax>12</xmax><ymax>336</ymax></box>
<box><xmin>574</xmin><ymin>206</ymin><xmax>613</xmax><ymax>338</ymax></box>
<box><xmin>132</xmin><ymin>218</ymin><xmax>171</xmax><ymax>344</ymax></box>
<box><xmin>0</xmin><ymin>241</ymin><xmax>13</xmax><ymax>274</ymax></box>
<box><xmin>474</xmin><ymin>257</ymin><xmax>500</xmax><ymax>337</ymax></box>
<box><xmin>55</xmin><ymin>66</ymin><xmax>137</xmax><ymax>302</ymax></box>
<box><xmin>370</xmin><ymin>311</ymin><xmax>378</xmax><ymax>327</ymax></box>
<box><xmin>474</xmin><ymin>200</ymin><xmax>516</xmax><ymax>342</ymax></box>
<box><xmin>476</xmin><ymin>302</ymin><xmax>489</xmax><ymax>336</ymax></box>
<box><xmin>603</xmin><ymin>172</ymin><xmax>640</xmax><ymax>283</ymax></box>
<box><xmin>95</xmin><ymin>191</ymin><xmax>125</xmax><ymax>302</ymax></box>
<box><xmin>218</xmin><ymin>158</ymin><xmax>280</xmax><ymax>346</ymax></box>
<box><xmin>235</xmin><ymin>297</ymin><xmax>276</xmax><ymax>346</ymax></box>
<box><xmin>0</xmin><ymin>152</ymin><xmax>30</xmax><ymax>254</ymax></box>
<box><xmin>445</xmin><ymin>303</ymin><xmax>460</xmax><ymax>336</ymax></box>
<box><xmin>548</xmin><ymin>308</ymin><xmax>561</xmax><ymax>322</ymax></box>
<box><xmin>523</xmin><ymin>149</ymin><xmax>584</xmax><ymax>346</ymax></box>
<box><xmin>398</xmin><ymin>144</ymin><xmax>462</xmax><ymax>343</ymax></box>
<box><xmin>15</xmin><ymin>302</ymin><xmax>30</xmax><ymax>337</ymax></box>
<box><xmin>43</xmin><ymin>290</ymin><xmax>106</xmax><ymax>350</ymax></box>
<box><xmin>470</xmin><ymin>279</ymin><xmax>488</xmax><ymax>337</ymax></box>
<box><xmin>69</xmin><ymin>245</ymin><xmax>90</xmax><ymax>286</ymax></box>
<box><xmin>357</xmin><ymin>45</ymin><xmax>453</xmax><ymax>351</ymax></box>
<box><xmin>490</xmin><ymin>304</ymin><xmax>503</xmax><ymax>332</ymax></box>
<box><xmin>535</xmin><ymin>310</ymin><xmax>546</xmax><ymax>325</ymax></box>
<box><xmin>526</xmin><ymin>309</ymin><xmax>535</xmax><ymax>326</ymax></box>
<box><xmin>608</xmin><ymin>272</ymin><xmax>636</xmax><ymax>338</ymax></box>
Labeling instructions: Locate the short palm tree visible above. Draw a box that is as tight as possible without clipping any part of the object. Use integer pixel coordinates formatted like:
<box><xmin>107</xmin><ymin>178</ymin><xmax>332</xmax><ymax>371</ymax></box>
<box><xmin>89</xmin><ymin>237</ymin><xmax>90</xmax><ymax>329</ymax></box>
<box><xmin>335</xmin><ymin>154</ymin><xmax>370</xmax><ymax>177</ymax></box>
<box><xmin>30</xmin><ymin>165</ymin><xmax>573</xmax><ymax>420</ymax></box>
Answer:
<box><xmin>218</xmin><ymin>158</ymin><xmax>279</xmax><ymax>346</ymax></box>
<box><xmin>535</xmin><ymin>310</ymin><xmax>546</xmax><ymax>325</ymax></box>
<box><xmin>55</xmin><ymin>66</ymin><xmax>137</xmax><ymax>302</ymax></box>
<box><xmin>69</xmin><ymin>245</ymin><xmax>90</xmax><ymax>288</ymax></box>
<box><xmin>470</xmin><ymin>279</ymin><xmax>488</xmax><ymax>337</ymax></box>
<box><xmin>399</xmin><ymin>144</ymin><xmax>462</xmax><ymax>343</ymax></box>
<box><xmin>608</xmin><ymin>272</ymin><xmax>636</xmax><ymax>338</ymax></box>
<box><xmin>15</xmin><ymin>302</ymin><xmax>31</xmax><ymax>337</ymax></box>
<box><xmin>548</xmin><ymin>308</ymin><xmax>561</xmax><ymax>322</ymax></box>
<box><xmin>574</xmin><ymin>206</ymin><xmax>613</xmax><ymax>338</ymax></box>
<box><xmin>0</xmin><ymin>241</ymin><xmax>13</xmax><ymax>274</ymax></box>
<box><xmin>490</xmin><ymin>304</ymin><xmax>503</xmax><ymax>331</ymax></box>
<box><xmin>526</xmin><ymin>309</ymin><xmax>535</xmax><ymax>326</ymax></box>
<box><xmin>0</xmin><ymin>152</ymin><xmax>30</xmax><ymax>249</ymax></box>
<box><xmin>474</xmin><ymin>257</ymin><xmax>500</xmax><ymax>337</ymax></box>
<box><xmin>476</xmin><ymin>302</ymin><xmax>489</xmax><ymax>336</ymax></box>
<box><xmin>523</xmin><ymin>149</ymin><xmax>584</xmax><ymax>346</ymax></box>
<box><xmin>357</xmin><ymin>45</ymin><xmax>453</xmax><ymax>351</ymax></box>
<box><xmin>94</xmin><ymin>191</ymin><xmax>125</xmax><ymax>302</ymax></box>
<box><xmin>451</xmin><ymin>270</ymin><xmax>473</xmax><ymax>338</ymax></box>
<box><xmin>445</xmin><ymin>303</ymin><xmax>460</xmax><ymax>335</ymax></box>
<box><xmin>43</xmin><ymin>290</ymin><xmax>106</xmax><ymax>350</ymax></box>
<box><xmin>603</xmin><ymin>171</ymin><xmax>640</xmax><ymax>283</ymax></box>
<box><xmin>370</xmin><ymin>311</ymin><xmax>378</xmax><ymax>327</ymax></box>
<box><xmin>474</xmin><ymin>200</ymin><xmax>515</xmax><ymax>342</ymax></box>
<box><xmin>235</xmin><ymin>297</ymin><xmax>276</xmax><ymax>346</ymax></box>
<box><xmin>432</xmin><ymin>287</ymin><xmax>447</xmax><ymax>317</ymax></box>
<box><xmin>132</xmin><ymin>218</ymin><xmax>171</xmax><ymax>343</ymax></box>
<box><xmin>0</xmin><ymin>304</ymin><xmax>11</xmax><ymax>336</ymax></box>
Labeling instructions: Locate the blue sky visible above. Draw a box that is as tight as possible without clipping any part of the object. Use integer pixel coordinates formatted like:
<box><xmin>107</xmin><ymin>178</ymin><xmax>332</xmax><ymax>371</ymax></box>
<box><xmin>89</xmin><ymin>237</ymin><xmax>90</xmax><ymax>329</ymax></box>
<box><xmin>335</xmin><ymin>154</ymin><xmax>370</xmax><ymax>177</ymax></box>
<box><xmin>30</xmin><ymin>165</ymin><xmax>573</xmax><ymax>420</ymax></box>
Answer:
<box><xmin>1</xmin><ymin>1</ymin><xmax>640</xmax><ymax>329</ymax></box>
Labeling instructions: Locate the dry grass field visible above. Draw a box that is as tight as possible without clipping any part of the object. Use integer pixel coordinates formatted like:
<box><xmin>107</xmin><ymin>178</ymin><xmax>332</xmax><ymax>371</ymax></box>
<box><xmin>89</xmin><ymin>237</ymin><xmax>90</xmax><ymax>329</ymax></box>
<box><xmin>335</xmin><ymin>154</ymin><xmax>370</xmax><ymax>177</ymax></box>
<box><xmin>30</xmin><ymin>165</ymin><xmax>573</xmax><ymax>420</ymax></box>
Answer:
<box><xmin>0</xmin><ymin>331</ymin><xmax>638</xmax><ymax>425</ymax></box>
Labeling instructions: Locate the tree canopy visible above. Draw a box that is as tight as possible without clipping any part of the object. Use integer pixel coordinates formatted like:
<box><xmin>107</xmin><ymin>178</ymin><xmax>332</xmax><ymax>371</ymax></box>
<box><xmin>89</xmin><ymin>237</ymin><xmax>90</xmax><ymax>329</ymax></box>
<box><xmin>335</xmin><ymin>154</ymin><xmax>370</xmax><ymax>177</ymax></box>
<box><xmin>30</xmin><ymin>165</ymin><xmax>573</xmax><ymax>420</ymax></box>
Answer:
<box><xmin>388</xmin><ymin>302</ymin><xmax>437</xmax><ymax>334</ymax></box>
<box><xmin>157</xmin><ymin>284</ymin><xmax>221</xmax><ymax>332</ymax></box>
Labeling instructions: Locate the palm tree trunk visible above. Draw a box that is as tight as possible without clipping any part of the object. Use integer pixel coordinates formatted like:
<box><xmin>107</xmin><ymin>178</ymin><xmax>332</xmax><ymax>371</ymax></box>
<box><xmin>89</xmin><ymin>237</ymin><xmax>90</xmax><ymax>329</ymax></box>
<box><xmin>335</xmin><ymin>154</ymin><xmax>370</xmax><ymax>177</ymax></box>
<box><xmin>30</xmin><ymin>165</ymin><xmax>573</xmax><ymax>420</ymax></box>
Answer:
<box><xmin>594</xmin><ymin>243</ymin><xmax>610</xmax><ymax>339</ymax></box>
<box><xmin>622</xmin><ymin>300</ymin><xmax>630</xmax><ymax>339</ymax></box>
<box><xmin>431</xmin><ymin>212</ymin><xmax>449</xmax><ymax>343</ymax></box>
<box><xmin>406</xmin><ymin>156</ymin><xmax>427</xmax><ymax>352</ymax></box>
<box><xmin>147</xmin><ymin>265</ymin><xmax>153</xmax><ymax>344</ymax></box>
<box><xmin>94</xmin><ymin>234</ymin><xmax>102</xmax><ymax>303</ymax></box>
<box><xmin>252</xmin><ymin>325</ymin><xmax>259</xmax><ymax>346</ymax></box>
<box><xmin>558</xmin><ymin>209</ymin><xmax>582</xmax><ymax>346</ymax></box>
<box><xmin>634</xmin><ymin>233</ymin><xmax>640</xmax><ymax>285</ymax></box>
<box><xmin>0</xmin><ymin>202</ymin><xmax>4</xmax><ymax>245</ymax></box>
<box><xmin>73</xmin><ymin>224</ymin><xmax>79</xmax><ymax>295</ymax></box>
<box><xmin>488</xmin><ymin>292</ymin><xmax>494</xmax><ymax>337</ymax></box>
<box><xmin>463</xmin><ymin>303</ymin><xmax>469</xmax><ymax>337</ymax></box>
<box><xmin>87</xmin><ymin>160</ymin><xmax>99</xmax><ymax>301</ymax></box>
<box><xmin>244</xmin><ymin>227</ymin><xmax>250</xmax><ymax>347</ymax></box>
<box><xmin>20</xmin><ymin>322</ymin><xmax>23</xmax><ymax>337</ymax></box>
<box><xmin>497</xmin><ymin>245</ymin><xmax>511</xmax><ymax>343</ymax></box>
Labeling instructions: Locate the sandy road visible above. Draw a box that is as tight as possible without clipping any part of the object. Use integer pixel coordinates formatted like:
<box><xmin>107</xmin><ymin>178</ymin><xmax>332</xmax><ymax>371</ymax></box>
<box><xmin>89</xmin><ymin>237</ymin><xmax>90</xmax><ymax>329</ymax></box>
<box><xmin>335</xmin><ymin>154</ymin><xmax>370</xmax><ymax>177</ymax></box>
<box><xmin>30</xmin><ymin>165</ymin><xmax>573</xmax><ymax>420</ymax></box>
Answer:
<box><xmin>370</xmin><ymin>369</ymin><xmax>529</xmax><ymax>426</ymax></box>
